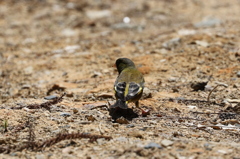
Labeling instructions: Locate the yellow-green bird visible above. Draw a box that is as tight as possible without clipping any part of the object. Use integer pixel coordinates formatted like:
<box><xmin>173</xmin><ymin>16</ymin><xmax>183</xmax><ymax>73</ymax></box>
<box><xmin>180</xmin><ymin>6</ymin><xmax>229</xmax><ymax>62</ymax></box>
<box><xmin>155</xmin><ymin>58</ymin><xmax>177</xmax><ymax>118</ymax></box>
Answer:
<box><xmin>111</xmin><ymin>58</ymin><xmax>145</xmax><ymax>109</ymax></box>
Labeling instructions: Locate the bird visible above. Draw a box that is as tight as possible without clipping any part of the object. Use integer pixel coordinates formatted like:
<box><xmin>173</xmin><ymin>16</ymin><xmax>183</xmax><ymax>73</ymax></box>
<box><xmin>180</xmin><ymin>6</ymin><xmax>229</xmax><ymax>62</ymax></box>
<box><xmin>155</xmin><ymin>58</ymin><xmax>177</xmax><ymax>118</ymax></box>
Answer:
<box><xmin>111</xmin><ymin>58</ymin><xmax>145</xmax><ymax>109</ymax></box>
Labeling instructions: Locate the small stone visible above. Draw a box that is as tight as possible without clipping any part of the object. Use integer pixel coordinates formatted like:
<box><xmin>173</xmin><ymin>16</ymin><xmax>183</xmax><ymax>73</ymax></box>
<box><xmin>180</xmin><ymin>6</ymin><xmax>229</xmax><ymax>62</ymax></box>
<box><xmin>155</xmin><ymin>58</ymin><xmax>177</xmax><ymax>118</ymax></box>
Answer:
<box><xmin>61</xmin><ymin>28</ymin><xmax>77</xmax><ymax>37</ymax></box>
<box><xmin>161</xmin><ymin>139</ymin><xmax>174</xmax><ymax>147</ymax></box>
<box><xmin>21</xmin><ymin>84</ymin><xmax>31</xmax><ymax>89</ymax></box>
<box><xmin>60</xmin><ymin>112</ymin><xmax>71</xmax><ymax>117</ymax></box>
<box><xmin>115</xmin><ymin>137</ymin><xmax>128</xmax><ymax>142</ymax></box>
<box><xmin>116</xmin><ymin>117</ymin><xmax>129</xmax><ymax>124</ymax></box>
<box><xmin>62</xmin><ymin>147</ymin><xmax>73</xmax><ymax>154</ymax></box>
<box><xmin>97</xmin><ymin>138</ymin><xmax>105</xmax><ymax>145</ymax></box>
<box><xmin>204</xmin><ymin>143</ymin><xmax>213</xmax><ymax>151</ymax></box>
<box><xmin>217</xmin><ymin>149</ymin><xmax>233</xmax><ymax>154</ymax></box>
<box><xmin>237</xmin><ymin>71</ymin><xmax>240</xmax><ymax>77</ymax></box>
<box><xmin>44</xmin><ymin>95</ymin><xmax>58</xmax><ymax>100</ymax></box>
<box><xmin>9</xmin><ymin>87</ymin><xmax>19</xmax><ymax>96</ymax></box>
<box><xmin>162</xmin><ymin>37</ymin><xmax>181</xmax><ymax>48</ymax></box>
<box><xmin>126</xmin><ymin>124</ymin><xmax>135</xmax><ymax>128</ymax></box>
<box><xmin>190</xmin><ymin>81</ymin><xmax>208</xmax><ymax>91</ymax></box>
<box><xmin>168</xmin><ymin>77</ymin><xmax>177</xmax><ymax>82</ymax></box>
<box><xmin>86</xmin><ymin>10</ymin><xmax>111</xmax><ymax>19</ymax></box>
<box><xmin>85</xmin><ymin>115</ymin><xmax>96</xmax><ymax>122</ymax></box>
<box><xmin>72</xmin><ymin>108</ymin><xmax>78</xmax><ymax>114</ymax></box>
<box><xmin>128</xmin><ymin>131</ymin><xmax>143</xmax><ymax>138</ymax></box>
<box><xmin>194</xmin><ymin>17</ymin><xmax>221</xmax><ymax>28</ymax></box>
<box><xmin>144</xmin><ymin>142</ymin><xmax>162</xmax><ymax>149</ymax></box>
<box><xmin>35</xmin><ymin>154</ymin><xmax>46</xmax><ymax>159</ymax></box>
<box><xmin>195</xmin><ymin>40</ymin><xmax>209</xmax><ymax>47</ymax></box>
<box><xmin>24</xmin><ymin>66</ymin><xmax>33</xmax><ymax>75</ymax></box>
<box><xmin>142</xmin><ymin>87</ymin><xmax>152</xmax><ymax>99</ymax></box>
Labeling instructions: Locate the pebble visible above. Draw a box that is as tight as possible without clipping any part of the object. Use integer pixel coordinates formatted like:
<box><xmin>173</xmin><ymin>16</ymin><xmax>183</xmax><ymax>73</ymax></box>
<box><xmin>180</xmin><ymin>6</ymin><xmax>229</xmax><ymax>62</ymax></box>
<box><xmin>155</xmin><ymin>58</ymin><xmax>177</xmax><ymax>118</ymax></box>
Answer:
<box><xmin>21</xmin><ymin>84</ymin><xmax>31</xmax><ymax>89</ymax></box>
<box><xmin>204</xmin><ymin>143</ymin><xmax>213</xmax><ymax>151</ymax></box>
<box><xmin>237</xmin><ymin>71</ymin><xmax>240</xmax><ymax>77</ymax></box>
<box><xmin>195</xmin><ymin>40</ymin><xmax>209</xmax><ymax>47</ymax></box>
<box><xmin>162</xmin><ymin>37</ymin><xmax>181</xmax><ymax>48</ymax></box>
<box><xmin>97</xmin><ymin>138</ymin><xmax>105</xmax><ymax>145</ymax></box>
<box><xmin>44</xmin><ymin>95</ymin><xmax>58</xmax><ymax>100</ymax></box>
<box><xmin>35</xmin><ymin>154</ymin><xmax>46</xmax><ymax>159</ymax></box>
<box><xmin>168</xmin><ymin>77</ymin><xmax>177</xmax><ymax>82</ymax></box>
<box><xmin>24</xmin><ymin>66</ymin><xmax>33</xmax><ymax>75</ymax></box>
<box><xmin>194</xmin><ymin>17</ymin><xmax>221</xmax><ymax>28</ymax></box>
<box><xmin>144</xmin><ymin>142</ymin><xmax>162</xmax><ymax>149</ymax></box>
<box><xmin>142</xmin><ymin>87</ymin><xmax>152</xmax><ymax>99</ymax></box>
<box><xmin>72</xmin><ymin>108</ymin><xmax>78</xmax><ymax>114</ymax></box>
<box><xmin>60</xmin><ymin>112</ymin><xmax>71</xmax><ymax>117</ymax></box>
<box><xmin>115</xmin><ymin>137</ymin><xmax>128</xmax><ymax>142</ymax></box>
<box><xmin>190</xmin><ymin>81</ymin><xmax>208</xmax><ymax>91</ymax></box>
<box><xmin>116</xmin><ymin>117</ymin><xmax>129</xmax><ymax>124</ymax></box>
<box><xmin>61</xmin><ymin>28</ymin><xmax>77</xmax><ymax>37</ymax></box>
<box><xmin>86</xmin><ymin>10</ymin><xmax>111</xmax><ymax>19</ymax></box>
<box><xmin>161</xmin><ymin>139</ymin><xmax>174</xmax><ymax>147</ymax></box>
<box><xmin>128</xmin><ymin>131</ymin><xmax>143</xmax><ymax>138</ymax></box>
<box><xmin>126</xmin><ymin>124</ymin><xmax>135</xmax><ymax>128</ymax></box>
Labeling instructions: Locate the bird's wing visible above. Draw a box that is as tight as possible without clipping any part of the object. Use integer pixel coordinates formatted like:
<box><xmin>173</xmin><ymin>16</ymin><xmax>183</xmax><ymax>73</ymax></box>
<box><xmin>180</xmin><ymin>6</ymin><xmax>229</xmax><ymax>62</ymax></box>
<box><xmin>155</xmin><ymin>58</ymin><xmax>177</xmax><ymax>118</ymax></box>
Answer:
<box><xmin>114</xmin><ymin>82</ymin><xmax>126</xmax><ymax>100</ymax></box>
<box><xmin>125</xmin><ymin>82</ymin><xmax>142</xmax><ymax>101</ymax></box>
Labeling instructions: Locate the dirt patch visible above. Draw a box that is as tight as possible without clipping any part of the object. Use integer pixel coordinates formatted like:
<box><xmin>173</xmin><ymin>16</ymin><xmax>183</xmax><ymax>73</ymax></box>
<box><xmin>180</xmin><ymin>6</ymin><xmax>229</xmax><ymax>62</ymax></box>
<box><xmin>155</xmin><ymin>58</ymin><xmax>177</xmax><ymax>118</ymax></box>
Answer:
<box><xmin>0</xmin><ymin>0</ymin><xmax>240</xmax><ymax>158</ymax></box>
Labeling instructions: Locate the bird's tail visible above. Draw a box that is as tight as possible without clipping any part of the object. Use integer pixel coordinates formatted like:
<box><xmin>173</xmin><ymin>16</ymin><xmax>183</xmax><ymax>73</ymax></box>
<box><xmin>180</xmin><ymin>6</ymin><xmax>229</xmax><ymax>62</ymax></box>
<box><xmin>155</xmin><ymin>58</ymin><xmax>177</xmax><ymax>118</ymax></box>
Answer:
<box><xmin>111</xmin><ymin>99</ymin><xmax>128</xmax><ymax>109</ymax></box>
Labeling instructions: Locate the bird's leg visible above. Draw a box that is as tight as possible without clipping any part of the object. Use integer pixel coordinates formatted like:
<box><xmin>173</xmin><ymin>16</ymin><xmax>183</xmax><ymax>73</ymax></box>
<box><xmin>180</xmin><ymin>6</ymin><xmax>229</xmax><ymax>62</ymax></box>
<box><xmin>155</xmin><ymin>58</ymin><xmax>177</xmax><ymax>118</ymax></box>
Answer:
<box><xmin>135</xmin><ymin>101</ymin><xmax>150</xmax><ymax>116</ymax></box>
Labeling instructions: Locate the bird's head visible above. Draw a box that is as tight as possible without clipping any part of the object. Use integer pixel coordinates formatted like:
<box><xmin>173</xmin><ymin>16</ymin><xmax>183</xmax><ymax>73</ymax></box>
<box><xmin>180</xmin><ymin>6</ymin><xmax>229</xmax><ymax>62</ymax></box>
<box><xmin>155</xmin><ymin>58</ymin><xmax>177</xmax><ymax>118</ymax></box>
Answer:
<box><xmin>115</xmin><ymin>58</ymin><xmax>135</xmax><ymax>73</ymax></box>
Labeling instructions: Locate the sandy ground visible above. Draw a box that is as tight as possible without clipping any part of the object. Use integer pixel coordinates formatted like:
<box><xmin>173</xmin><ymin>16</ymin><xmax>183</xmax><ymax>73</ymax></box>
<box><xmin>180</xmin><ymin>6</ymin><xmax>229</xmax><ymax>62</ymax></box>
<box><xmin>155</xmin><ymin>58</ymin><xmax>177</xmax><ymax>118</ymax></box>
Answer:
<box><xmin>0</xmin><ymin>0</ymin><xmax>240</xmax><ymax>158</ymax></box>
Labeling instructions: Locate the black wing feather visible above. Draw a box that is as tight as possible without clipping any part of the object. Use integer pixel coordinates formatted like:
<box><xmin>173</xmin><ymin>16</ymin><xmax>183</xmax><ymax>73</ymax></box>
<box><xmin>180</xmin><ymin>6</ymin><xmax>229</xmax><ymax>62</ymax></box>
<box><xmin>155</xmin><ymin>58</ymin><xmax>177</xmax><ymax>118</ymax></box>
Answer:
<box><xmin>125</xmin><ymin>82</ymin><xmax>141</xmax><ymax>101</ymax></box>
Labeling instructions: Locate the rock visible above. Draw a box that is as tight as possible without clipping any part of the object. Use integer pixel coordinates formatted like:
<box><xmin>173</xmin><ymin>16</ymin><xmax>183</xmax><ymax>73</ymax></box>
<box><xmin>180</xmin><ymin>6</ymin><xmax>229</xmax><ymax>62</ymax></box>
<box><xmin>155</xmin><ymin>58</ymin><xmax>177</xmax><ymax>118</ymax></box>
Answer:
<box><xmin>91</xmin><ymin>71</ymin><xmax>102</xmax><ymax>78</ymax></box>
<box><xmin>190</xmin><ymin>81</ymin><xmax>208</xmax><ymax>91</ymax></box>
<box><xmin>72</xmin><ymin>108</ymin><xmax>78</xmax><ymax>114</ymax></box>
<box><xmin>195</xmin><ymin>40</ymin><xmax>209</xmax><ymax>47</ymax></box>
<box><xmin>62</xmin><ymin>147</ymin><xmax>73</xmax><ymax>154</ymax></box>
<box><xmin>142</xmin><ymin>87</ymin><xmax>152</xmax><ymax>99</ymax></box>
<box><xmin>24</xmin><ymin>66</ymin><xmax>33</xmax><ymax>75</ymax></box>
<box><xmin>128</xmin><ymin>131</ymin><xmax>143</xmax><ymax>138</ymax></box>
<box><xmin>44</xmin><ymin>95</ymin><xmax>58</xmax><ymax>100</ymax></box>
<box><xmin>168</xmin><ymin>77</ymin><xmax>177</xmax><ymax>82</ymax></box>
<box><xmin>194</xmin><ymin>17</ymin><xmax>221</xmax><ymax>28</ymax></box>
<box><xmin>61</xmin><ymin>28</ymin><xmax>77</xmax><ymax>37</ymax></box>
<box><xmin>86</xmin><ymin>10</ymin><xmax>111</xmax><ymax>19</ymax></box>
<box><xmin>126</xmin><ymin>124</ymin><xmax>135</xmax><ymax>128</ymax></box>
<box><xmin>35</xmin><ymin>154</ymin><xmax>46</xmax><ymax>159</ymax></box>
<box><xmin>97</xmin><ymin>138</ymin><xmax>105</xmax><ymax>145</ymax></box>
<box><xmin>150</xmin><ymin>49</ymin><xmax>168</xmax><ymax>54</ymax></box>
<box><xmin>116</xmin><ymin>117</ymin><xmax>129</xmax><ymax>124</ymax></box>
<box><xmin>217</xmin><ymin>149</ymin><xmax>233</xmax><ymax>154</ymax></box>
<box><xmin>204</xmin><ymin>143</ymin><xmax>213</xmax><ymax>151</ymax></box>
<box><xmin>9</xmin><ymin>87</ymin><xmax>19</xmax><ymax>96</ymax></box>
<box><xmin>162</xmin><ymin>37</ymin><xmax>181</xmax><ymax>48</ymax></box>
<box><xmin>178</xmin><ymin>29</ymin><xmax>196</xmax><ymax>35</ymax></box>
<box><xmin>64</xmin><ymin>45</ymin><xmax>80</xmax><ymax>53</ymax></box>
<box><xmin>123</xmin><ymin>17</ymin><xmax>131</xmax><ymax>23</ymax></box>
<box><xmin>60</xmin><ymin>112</ymin><xmax>71</xmax><ymax>117</ymax></box>
<box><xmin>21</xmin><ymin>84</ymin><xmax>31</xmax><ymax>89</ymax></box>
<box><xmin>115</xmin><ymin>137</ymin><xmax>128</xmax><ymax>142</ymax></box>
<box><xmin>237</xmin><ymin>71</ymin><xmax>240</xmax><ymax>77</ymax></box>
<box><xmin>144</xmin><ymin>142</ymin><xmax>162</xmax><ymax>149</ymax></box>
<box><xmin>85</xmin><ymin>115</ymin><xmax>96</xmax><ymax>122</ymax></box>
<box><xmin>161</xmin><ymin>139</ymin><xmax>174</xmax><ymax>147</ymax></box>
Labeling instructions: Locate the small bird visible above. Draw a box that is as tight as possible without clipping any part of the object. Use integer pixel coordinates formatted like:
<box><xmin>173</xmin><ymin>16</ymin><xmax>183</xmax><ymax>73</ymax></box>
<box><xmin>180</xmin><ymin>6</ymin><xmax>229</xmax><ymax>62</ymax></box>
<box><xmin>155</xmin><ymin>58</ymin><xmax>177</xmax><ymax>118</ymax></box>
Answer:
<box><xmin>111</xmin><ymin>58</ymin><xmax>145</xmax><ymax>109</ymax></box>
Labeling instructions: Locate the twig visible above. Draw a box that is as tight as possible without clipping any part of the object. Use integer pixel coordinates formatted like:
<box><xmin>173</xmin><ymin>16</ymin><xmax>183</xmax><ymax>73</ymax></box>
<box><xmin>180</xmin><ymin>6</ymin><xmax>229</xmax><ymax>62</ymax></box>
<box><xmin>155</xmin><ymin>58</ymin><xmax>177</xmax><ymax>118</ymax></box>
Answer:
<box><xmin>35</xmin><ymin>132</ymin><xmax>112</xmax><ymax>150</ymax></box>
<box><xmin>0</xmin><ymin>132</ymin><xmax>112</xmax><ymax>153</ymax></box>
<box><xmin>207</xmin><ymin>83</ymin><xmax>228</xmax><ymax>103</ymax></box>
<box><xmin>11</xmin><ymin>93</ymin><xmax>66</xmax><ymax>111</ymax></box>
